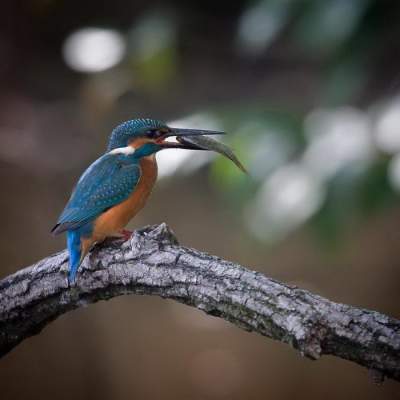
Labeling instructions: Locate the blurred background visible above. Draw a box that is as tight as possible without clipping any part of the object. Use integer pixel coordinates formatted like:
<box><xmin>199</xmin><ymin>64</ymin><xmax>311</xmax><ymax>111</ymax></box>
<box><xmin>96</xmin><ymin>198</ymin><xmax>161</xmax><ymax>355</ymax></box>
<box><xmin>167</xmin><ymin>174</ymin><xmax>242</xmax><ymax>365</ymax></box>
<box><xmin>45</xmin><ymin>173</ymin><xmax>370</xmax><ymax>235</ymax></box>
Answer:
<box><xmin>1</xmin><ymin>0</ymin><xmax>400</xmax><ymax>398</ymax></box>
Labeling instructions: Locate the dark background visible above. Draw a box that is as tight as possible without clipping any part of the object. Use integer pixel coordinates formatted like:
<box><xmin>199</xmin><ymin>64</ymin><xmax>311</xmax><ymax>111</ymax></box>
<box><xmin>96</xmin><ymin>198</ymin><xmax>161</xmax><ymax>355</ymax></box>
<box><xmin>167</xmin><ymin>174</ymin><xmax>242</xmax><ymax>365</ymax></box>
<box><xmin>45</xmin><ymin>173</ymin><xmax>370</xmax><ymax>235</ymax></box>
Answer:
<box><xmin>1</xmin><ymin>1</ymin><xmax>400</xmax><ymax>399</ymax></box>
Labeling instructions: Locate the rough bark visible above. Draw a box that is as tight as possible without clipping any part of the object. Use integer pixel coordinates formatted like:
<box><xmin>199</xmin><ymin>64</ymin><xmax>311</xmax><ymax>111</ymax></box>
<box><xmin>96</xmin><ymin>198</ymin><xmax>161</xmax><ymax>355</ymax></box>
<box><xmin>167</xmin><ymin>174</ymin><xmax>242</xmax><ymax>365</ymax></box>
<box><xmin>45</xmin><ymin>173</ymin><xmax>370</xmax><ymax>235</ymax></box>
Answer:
<box><xmin>0</xmin><ymin>224</ymin><xmax>399</xmax><ymax>382</ymax></box>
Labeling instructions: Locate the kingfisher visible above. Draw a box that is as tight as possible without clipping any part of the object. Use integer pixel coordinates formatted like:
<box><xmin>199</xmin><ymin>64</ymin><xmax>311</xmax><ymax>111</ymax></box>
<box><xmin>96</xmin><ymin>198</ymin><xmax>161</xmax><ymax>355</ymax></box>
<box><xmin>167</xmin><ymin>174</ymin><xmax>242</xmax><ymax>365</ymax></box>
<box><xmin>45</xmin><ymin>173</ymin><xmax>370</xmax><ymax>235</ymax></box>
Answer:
<box><xmin>52</xmin><ymin>118</ymin><xmax>224</xmax><ymax>283</ymax></box>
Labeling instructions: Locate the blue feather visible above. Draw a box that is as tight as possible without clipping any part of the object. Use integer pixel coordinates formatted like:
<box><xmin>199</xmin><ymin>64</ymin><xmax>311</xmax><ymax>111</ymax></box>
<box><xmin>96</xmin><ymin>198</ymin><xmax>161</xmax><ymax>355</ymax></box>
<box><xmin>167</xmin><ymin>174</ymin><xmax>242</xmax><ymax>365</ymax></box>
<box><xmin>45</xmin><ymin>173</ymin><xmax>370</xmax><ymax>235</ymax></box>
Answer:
<box><xmin>53</xmin><ymin>153</ymin><xmax>142</xmax><ymax>234</ymax></box>
<box><xmin>67</xmin><ymin>230</ymin><xmax>82</xmax><ymax>283</ymax></box>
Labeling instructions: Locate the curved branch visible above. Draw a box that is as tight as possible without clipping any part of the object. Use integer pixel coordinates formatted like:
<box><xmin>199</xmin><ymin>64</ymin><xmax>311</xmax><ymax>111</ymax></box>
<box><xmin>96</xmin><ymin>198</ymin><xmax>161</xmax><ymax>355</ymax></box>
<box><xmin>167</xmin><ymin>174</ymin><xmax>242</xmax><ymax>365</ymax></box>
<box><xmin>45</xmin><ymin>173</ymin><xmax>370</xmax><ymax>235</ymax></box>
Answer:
<box><xmin>0</xmin><ymin>224</ymin><xmax>399</xmax><ymax>382</ymax></box>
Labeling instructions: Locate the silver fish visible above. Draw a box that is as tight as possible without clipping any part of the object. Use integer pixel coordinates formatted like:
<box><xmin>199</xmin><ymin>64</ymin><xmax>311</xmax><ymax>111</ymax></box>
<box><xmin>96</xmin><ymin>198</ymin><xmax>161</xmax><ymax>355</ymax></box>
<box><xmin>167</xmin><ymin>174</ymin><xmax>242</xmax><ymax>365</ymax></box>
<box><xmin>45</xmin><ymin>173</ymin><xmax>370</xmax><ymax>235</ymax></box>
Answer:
<box><xmin>178</xmin><ymin>135</ymin><xmax>247</xmax><ymax>174</ymax></box>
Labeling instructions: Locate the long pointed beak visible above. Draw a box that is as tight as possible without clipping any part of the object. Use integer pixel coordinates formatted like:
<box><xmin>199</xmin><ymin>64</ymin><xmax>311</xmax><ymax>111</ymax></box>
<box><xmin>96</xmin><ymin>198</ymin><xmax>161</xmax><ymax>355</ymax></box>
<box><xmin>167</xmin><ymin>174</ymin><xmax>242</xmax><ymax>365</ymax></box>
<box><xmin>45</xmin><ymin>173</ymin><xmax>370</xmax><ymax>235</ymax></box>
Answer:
<box><xmin>160</xmin><ymin>127</ymin><xmax>225</xmax><ymax>150</ymax></box>
<box><xmin>169</xmin><ymin>128</ymin><xmax>226</xmax><ymax>137</ymax></box>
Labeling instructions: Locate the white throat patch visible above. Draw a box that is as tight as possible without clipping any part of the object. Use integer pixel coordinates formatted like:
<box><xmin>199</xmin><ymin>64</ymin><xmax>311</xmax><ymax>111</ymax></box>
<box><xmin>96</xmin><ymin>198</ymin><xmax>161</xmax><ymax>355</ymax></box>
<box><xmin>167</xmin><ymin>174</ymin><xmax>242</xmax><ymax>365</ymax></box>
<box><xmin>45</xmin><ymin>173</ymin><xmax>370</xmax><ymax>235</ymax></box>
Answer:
<box><xmin>109</xmin><ymin>146</ymin><xmax>136</xmax><ymax>155</ymax></box>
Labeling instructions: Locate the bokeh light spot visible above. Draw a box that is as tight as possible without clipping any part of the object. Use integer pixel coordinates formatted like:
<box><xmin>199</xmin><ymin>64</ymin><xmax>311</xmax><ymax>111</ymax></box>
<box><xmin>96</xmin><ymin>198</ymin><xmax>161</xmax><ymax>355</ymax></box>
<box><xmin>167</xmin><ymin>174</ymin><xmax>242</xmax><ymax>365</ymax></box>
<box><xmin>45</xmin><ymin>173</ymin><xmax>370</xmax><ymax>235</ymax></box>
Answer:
<box><xmin>237</xmin><ymin>0</ymin><xmax>289</xmax><ymax>55</ymax></box>
<box><xmin>303</xmin><ymin>107</ymin><xmax>374</xmax><ymax>179</ymax></box>
<box><xmin>374</xmin><ymin>97</ymin><xmax>400</xmax><ymax>154</ymax></box>
<box><xmin>246</xmin><ymin>163</ymin><xmax>325</xmax><ymax>241</ymax></box>
<box><xmin>63</xmin><ymin>28</ymin><xmax>126</xmax><ymax>73</ymax></box>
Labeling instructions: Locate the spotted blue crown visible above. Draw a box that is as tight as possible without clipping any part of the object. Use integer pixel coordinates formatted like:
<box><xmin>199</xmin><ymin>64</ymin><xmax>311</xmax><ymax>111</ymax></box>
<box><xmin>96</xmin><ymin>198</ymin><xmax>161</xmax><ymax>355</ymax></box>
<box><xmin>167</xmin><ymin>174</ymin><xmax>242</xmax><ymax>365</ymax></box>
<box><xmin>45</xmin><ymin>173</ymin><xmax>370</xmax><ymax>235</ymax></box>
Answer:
<box><xmin>107</xmin><ymin>118</ymin><xmax>165</xmax><ymax>151</ymax></box>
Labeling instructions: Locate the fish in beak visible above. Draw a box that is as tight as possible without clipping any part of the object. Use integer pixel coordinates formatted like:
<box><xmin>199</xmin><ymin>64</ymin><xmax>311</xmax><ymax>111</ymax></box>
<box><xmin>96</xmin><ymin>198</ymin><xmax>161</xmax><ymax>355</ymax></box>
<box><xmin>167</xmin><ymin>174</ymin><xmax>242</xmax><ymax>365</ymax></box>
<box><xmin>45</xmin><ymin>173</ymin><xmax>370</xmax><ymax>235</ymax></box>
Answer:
<box><xmin>176</xmin><ymin>134</ymin><xmax>248</xmax><ymax>174</ymax></box>
<box><xmin>157</xmin><ymin>128</ymin><xmax>225</xmax><ymax>149</ymax></box>
<box><xmin>156</xmin><ymin>127</ymin><xmax>246</xmax><ymax>174</ymax></box>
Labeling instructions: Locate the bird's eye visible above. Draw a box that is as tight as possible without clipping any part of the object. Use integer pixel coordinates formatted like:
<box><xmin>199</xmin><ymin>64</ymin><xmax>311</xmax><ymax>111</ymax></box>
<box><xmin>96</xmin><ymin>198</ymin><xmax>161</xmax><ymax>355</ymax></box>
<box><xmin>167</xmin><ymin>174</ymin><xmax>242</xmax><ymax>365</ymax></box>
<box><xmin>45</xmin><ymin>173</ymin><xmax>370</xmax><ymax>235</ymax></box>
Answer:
<box><xmin>146</xmin><ymin>129</ymin><xmax>155</xmax><ymax>138</ymax></box>
<box><xmin>147</xmin><ymin>128</ymin><xmax>168</xmax><ymax>138</ymax></box>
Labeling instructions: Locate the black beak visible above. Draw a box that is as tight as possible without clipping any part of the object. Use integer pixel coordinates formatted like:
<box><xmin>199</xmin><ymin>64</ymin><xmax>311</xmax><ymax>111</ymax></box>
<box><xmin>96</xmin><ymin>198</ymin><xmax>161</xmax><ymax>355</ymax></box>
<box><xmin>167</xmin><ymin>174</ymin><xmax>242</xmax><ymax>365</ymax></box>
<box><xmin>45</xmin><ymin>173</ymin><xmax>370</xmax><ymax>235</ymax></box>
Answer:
<box><xmin>170</xmin><ymin>128</ymin><xmax>225</xmax><ymax>137</ymax></box>
<box><xmin>160</xmin><ymin>127</ymin><xmax>225</xmax><ymax>149</ymax></box>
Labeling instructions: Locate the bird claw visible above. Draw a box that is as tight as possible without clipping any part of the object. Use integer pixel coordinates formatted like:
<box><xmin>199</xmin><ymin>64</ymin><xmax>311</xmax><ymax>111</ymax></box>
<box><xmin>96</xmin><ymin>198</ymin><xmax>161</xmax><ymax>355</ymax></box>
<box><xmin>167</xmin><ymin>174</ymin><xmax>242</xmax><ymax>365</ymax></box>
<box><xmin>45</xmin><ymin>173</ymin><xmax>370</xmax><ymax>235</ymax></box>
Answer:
<box><xmin>103</xmin><ymin>229</ymin><xmax>133</xmax><ymax>244</ymax></box>
<box><xmin>119</xmin><ymin>229</ymin><xmax>133</xmax><ymax>241</ymax></box>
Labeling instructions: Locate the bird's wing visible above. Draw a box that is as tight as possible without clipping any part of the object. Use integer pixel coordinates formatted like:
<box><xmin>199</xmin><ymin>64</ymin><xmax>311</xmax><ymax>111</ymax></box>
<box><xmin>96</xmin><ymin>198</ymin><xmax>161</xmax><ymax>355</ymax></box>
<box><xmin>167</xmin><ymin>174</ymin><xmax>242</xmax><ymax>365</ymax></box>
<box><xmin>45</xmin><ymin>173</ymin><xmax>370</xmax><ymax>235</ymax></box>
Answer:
<box><xmin>52</xmin><ymin>154</ymin><xmax>141</xmax><ymax>234</ymax></box>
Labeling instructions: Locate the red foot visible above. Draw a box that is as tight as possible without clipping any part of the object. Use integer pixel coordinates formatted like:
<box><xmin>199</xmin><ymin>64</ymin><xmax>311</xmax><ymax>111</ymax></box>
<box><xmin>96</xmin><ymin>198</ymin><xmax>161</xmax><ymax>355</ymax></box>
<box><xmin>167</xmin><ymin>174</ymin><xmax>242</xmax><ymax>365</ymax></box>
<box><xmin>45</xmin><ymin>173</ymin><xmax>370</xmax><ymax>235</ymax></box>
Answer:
<box><xmin>119</xmin><ymin>229</ymin><xmax>133</xmax><ymax>241</ymax></box>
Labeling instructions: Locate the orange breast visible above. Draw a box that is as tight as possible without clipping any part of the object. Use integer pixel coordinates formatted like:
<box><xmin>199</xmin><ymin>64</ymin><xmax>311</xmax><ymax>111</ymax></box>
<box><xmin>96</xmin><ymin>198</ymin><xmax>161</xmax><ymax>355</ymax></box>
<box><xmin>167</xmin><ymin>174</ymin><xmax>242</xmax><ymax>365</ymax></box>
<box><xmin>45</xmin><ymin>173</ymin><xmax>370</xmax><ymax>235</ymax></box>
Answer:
<box><xmin>92</xmin><ymin>155</ymin><xmax>158</xmax><ymax>241</ymax></box>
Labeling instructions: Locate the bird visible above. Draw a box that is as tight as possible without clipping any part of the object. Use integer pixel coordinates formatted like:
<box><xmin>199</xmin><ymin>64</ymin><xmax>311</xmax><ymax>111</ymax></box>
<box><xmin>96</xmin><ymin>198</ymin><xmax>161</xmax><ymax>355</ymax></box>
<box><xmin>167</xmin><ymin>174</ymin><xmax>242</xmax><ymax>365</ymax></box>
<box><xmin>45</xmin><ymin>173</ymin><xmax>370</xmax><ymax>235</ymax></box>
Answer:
<box><xmin>52</xmin><ymin>118</ymin><xmax>224</xmax><ymax>283</ymax></box>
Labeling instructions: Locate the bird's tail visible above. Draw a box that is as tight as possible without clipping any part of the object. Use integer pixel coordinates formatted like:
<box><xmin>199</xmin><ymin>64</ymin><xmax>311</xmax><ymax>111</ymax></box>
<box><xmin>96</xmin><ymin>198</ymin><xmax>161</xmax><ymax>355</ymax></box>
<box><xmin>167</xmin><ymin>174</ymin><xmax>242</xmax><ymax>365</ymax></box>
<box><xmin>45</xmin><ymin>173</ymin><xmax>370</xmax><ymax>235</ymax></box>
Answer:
<box><xmin>67</xmin><ymin>230</ymin><xmax>82</xmax><ymax>283</ymax></box>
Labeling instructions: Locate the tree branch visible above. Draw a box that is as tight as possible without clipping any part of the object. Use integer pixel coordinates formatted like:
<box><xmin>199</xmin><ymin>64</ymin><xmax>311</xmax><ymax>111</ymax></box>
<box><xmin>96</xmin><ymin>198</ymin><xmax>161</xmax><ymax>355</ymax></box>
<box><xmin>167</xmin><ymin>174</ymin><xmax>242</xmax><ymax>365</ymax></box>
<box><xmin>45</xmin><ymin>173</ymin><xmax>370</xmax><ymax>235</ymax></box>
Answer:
<box><xmin>0</xmin><ymin>224</ymin><xmax>399</xmax><ymax>382</ymax></box>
